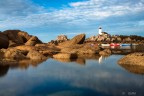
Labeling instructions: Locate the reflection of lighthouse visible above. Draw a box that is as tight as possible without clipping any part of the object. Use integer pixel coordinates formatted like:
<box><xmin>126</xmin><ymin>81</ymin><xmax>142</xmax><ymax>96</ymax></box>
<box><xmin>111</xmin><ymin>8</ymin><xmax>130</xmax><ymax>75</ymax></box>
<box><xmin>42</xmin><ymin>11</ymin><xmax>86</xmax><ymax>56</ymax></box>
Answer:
<box><xmin>99</xmin><ymin>27</ymin><xmax>102</xmax><ymax>35</ymax></box>
<box><xmin>98</xmin><ymin>56</ymin><xmax>103</xmax><ymax>64</ymax></box>
<box><xmin>98</xmin><ymin>56</ymin><xmax>108</xmax><ymax>64</ymax></box>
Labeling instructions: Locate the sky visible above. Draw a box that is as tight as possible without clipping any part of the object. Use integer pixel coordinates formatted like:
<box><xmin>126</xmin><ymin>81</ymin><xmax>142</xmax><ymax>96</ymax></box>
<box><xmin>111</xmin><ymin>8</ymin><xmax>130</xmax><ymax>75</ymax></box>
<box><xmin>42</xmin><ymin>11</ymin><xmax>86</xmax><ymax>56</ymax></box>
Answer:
<box><xmin>0</xmin><ymin>0</ymin><xmax>144</xmax><ymax>42</ymax></box>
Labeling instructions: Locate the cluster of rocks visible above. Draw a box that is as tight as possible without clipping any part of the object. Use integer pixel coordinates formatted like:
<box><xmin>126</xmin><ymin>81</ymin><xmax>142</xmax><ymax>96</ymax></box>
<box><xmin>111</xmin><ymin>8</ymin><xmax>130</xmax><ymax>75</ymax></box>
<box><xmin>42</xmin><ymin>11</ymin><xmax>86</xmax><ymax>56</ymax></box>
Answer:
<box><xmin>48</xmin><ymin>34</ymin><xmax>69</xmax><ymax>45</ymax></box>
<box><xmin>0</xmin><ymin>30</ymin><xmax>112</xmax><ymax>65</ymax></box>
<box><xmin>86</xmin><ymin>32</ymin><xmax>111</xmax><ymax>42</ymax></box>
<box><xmin>118</xmin><ymin>52</ymin><xmax>144</xmax><ymax>74</ymax></box>
<box><xmin>53</xmin><ymin>34</ymin><xmax>111</xmax><ymax>59</ymax></box>
<box><xmin>0</xmin><ymin>30</ymin><xmax>61</xmax><ymax>65</ymax></box>
<box><xmin>2</xmin><ymin>29</ymin><xmax>144</xmax><ymax>67</ymax></box>
<box><xmin>86</xmin><ymin>33</ymin><xmax>144</xmax><ymax>44</ymax></box>
<box><xmin>0</xmin><ymin>30</ymin><xmax>42</xmax><ymax>48</ymax></box>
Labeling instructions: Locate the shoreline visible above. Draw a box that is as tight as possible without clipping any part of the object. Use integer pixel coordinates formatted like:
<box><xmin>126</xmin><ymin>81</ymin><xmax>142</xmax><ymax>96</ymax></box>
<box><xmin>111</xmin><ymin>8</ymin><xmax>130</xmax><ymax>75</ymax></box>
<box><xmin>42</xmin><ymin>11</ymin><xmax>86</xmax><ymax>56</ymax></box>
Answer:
<box><xmin>0</xmin><ymin>30</ymin><xmax>144</xmax><ymax>66</ymax></box>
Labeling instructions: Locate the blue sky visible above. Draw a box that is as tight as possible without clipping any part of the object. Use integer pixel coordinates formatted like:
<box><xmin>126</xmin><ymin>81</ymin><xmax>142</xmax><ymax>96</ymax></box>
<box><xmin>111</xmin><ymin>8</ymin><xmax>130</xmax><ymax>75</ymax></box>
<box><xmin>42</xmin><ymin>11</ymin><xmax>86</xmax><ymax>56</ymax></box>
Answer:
<box><xmin>0</xmin><ymin>0</ymin><xmax>144</xmax><ymax>42</ymax></box>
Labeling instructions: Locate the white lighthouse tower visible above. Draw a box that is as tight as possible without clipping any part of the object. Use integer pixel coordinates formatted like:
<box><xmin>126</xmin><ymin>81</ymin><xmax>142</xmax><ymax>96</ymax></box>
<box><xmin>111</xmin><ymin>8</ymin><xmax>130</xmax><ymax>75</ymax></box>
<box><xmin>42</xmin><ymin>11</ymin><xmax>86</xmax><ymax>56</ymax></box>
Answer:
<box><xmin>98</xmin><ymin>27</ymin><xmax>102</xmax><ymax>35</ymax></box>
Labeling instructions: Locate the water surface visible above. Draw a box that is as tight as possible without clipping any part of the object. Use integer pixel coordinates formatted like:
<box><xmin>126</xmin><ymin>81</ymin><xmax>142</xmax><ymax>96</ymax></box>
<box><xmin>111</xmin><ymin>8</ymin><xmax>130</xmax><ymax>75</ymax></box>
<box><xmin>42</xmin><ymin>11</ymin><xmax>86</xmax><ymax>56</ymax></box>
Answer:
<box><xmin>0</xmin><ymin>54</ymin><xmax>144</xmax><ymax>96</ymax></box>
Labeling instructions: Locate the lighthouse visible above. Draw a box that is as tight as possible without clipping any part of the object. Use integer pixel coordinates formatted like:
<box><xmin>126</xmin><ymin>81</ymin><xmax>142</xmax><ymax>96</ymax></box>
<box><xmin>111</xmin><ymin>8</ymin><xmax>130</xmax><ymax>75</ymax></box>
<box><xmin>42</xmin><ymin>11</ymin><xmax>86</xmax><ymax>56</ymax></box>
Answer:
<box><xmin>98</xmin><ymin>27</ymin><xmax>102</xmax><ymax>35</ymax></box>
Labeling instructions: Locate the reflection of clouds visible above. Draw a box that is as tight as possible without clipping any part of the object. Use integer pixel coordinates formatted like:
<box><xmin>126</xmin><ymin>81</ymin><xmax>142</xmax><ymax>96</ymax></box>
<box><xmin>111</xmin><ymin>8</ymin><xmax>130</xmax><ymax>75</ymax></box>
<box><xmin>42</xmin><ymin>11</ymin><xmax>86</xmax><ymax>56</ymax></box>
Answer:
<box><xmin>0</xmin><ymin>55</ymin><xmax>144</xmax><ymax>96</ymax></box>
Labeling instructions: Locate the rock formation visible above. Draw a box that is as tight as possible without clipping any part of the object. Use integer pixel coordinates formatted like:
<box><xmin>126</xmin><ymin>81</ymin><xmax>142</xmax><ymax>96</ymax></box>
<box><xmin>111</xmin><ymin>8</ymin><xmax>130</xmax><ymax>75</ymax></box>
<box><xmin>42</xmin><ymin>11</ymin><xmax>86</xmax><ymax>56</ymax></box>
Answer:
<box><xmin>0</xmin><ymin>33</ymin><xmax>9</xmax><ymax>48</ymax></box>
<box><xmin>118</xmin><ymin>52</ymin><xmax>144</xmax><ymax>66</ymax></box>
<box><xmin>57</xmin><ymin>34</ymin><xmax>68</xmax><ymax>41</ymax></box>
<box><xmin>99</xmin><ymin>49</ymin><xmax>112</xmax><ymax>56</ymax></box>
<box><xmin>53</xmin><ymin>53</ymin><xmax>78</xmax><ymax>59</ymax></box>
<box><xmin>59</xmin><ymin>34</ymin><xmax>85</xmax><ymax>47</ymax></box>
<box><xmin>3</xmin><ymin>30</ymin><xmax>31</xmax><ymax>44</ymax></box>
<box><xmin>27</xmin><ymin>50</ymin><xmax>47</xmax><ymax>60</ymax></box>
<box><xmin>25</xmin><ymin>36</ymin><xmax>42</xmax><ymax>46</ymax></box>
<box><xmin>0</xmin><ymin>30</ymin><xmax>42</xmax><ymax>48</ymax></box>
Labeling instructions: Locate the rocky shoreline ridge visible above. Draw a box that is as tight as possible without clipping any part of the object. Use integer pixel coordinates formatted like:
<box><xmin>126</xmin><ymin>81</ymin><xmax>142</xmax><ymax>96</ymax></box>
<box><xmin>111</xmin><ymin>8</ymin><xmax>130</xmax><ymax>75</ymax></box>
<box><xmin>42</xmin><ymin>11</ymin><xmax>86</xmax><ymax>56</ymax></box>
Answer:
<box><xmin>0</xmin><ymin>30</ymin><xmax>144</xmax><ymax>66</ymax></box>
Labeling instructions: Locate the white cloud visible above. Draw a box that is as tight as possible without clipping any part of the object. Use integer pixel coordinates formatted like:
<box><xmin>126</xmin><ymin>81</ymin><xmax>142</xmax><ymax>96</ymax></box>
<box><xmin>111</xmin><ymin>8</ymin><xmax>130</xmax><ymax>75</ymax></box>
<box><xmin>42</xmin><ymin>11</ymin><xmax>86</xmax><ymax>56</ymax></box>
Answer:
<box><xmin>0</xmin><ymin>0</ymin><xmax>144</xmax><ymax>29</ymax></box>
<box><xmin>0</xmin><ymin>0</ymin><xmax>44</xmax><ymax>19</ymax></box>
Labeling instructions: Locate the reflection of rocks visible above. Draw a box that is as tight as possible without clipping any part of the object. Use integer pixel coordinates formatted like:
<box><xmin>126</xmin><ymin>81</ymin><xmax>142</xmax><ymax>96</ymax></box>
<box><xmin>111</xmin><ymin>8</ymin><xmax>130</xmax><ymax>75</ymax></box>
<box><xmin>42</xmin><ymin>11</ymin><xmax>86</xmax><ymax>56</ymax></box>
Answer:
<box><xmin>54</xmin><ymin>58</ymin><xmax>86</xmax><ymax>65</ymax></box>
<box><xmin>119</xmin><ymin>64</ymin><xmax>144</xmax><ymax>75</ymax></box>
<box><xmin>3</xmin><ymin>59</ymin><xmax>46</xmax><ymax>70</ymax></box>
<box><xmin>54</xmin><ymin>58</ymin><xmax>74</xmax><ymax>63</ymax></box>
<box><xmin>53</xmin><ymin>54</ymin><xmax>102</xmax><ymax>65</ymax></box>
<box><xmin>118</xmin><ymin>52</ymin><xmax>144</xmax><ymax>66</ymax></box>
<box><xmin>76</xmin><ymin>58</ymin><xmax>85</xmax><ymax>65</ymax></box>
<box><xmin>78</xmin><ymin>54</ymin><xmax>100</xmax><ymax>60</ymax></box>
<box><xmin>17</xmin><ymin>59</ymin><xmax>46</xmax><ymax>69</ymax></box>
<box><xmin>0</xmin><ymin>65</ymin><xmax>9</xmax><ymax>77</ymax></box>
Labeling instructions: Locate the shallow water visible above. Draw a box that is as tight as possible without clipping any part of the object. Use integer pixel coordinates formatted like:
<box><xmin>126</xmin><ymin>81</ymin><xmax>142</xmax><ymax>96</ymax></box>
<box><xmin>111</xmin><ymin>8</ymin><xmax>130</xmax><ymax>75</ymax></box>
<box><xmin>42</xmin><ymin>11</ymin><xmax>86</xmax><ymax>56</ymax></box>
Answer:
<box><xmin>0</xmin><ymin>55</ymin><xmax>144</xmax><ymax>96</ymax></box>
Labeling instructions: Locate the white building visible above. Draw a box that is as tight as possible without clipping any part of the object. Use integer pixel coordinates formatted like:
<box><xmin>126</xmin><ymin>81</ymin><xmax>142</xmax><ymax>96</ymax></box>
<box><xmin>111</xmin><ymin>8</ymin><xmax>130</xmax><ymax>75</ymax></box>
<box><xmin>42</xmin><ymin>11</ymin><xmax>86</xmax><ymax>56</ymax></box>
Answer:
<box><xmin>98</xmin><ymin>27</ymin><xmax>103</xmax><ymax>35</ymax></box>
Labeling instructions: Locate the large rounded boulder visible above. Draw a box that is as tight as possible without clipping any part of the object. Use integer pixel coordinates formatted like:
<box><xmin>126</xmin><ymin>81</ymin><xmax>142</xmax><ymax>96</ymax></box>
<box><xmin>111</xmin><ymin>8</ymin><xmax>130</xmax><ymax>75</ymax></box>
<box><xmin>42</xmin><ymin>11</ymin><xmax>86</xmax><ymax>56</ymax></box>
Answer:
<box><xmin>118</xmin><ymin>52</ymin><xmax>144</xmax><ymax>66</ymax></box>
<box><xmin>3</xmin><ymin>30</ymin><xmax>31</xmax><ymax>44</ymax></box>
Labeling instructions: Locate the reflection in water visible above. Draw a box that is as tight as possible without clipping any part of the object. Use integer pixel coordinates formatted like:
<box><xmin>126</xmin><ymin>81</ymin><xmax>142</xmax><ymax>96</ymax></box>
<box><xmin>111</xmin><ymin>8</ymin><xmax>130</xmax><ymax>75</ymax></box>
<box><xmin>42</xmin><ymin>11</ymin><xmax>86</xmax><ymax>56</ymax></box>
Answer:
<box><xmin>11</xmin><ymin>59</ymin><xmax>47</xmax><ymax>69</ymax></box>
<box><xmin>98</xmin><ymin>56</ymin><xmax>103</xmax><ymax>64</ymax></box>
<box><xmin>102</xmin><ymin>45</ymin><xmax>144</xmax><ymax>55</ymax></box>
<box><xmin>0</xmin><ymin>59</ymin><xmax>47</xmax><ymax>77</ymax></box>
<box><xmin>98</xmin><ymin>56</ymin><xmax>109</xmax><ymax>64</ymax></box>
<box><xmin>0</xmin><ymin>65</ymin><xmax>9</xmax><ymax>77</ymax></box>
<box><xmin>0</xmin><ymin>55</ymin><xmax>144</xmax><ymax>96</ymax></box>
<box><xmin>54</xmin><ymin>58</ymin><xmax>86</xmax><ymax>65</ymax></box>
<box><xmin>119</xmin><ymin>64</ymin><xmax>144</xmax><ymax>75</ymax></box>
